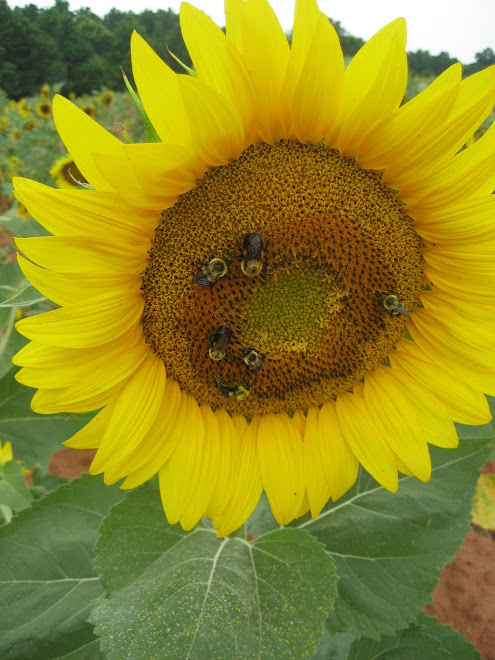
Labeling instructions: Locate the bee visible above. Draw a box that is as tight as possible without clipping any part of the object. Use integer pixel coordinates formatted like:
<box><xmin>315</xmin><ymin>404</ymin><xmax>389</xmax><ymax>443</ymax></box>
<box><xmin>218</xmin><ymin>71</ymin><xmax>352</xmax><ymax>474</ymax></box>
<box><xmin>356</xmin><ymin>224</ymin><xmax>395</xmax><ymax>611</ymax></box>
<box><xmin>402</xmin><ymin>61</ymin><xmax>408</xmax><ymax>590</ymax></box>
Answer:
<box><xmin>242</xmin><ymin>348</ymin><xmax>265</xmax><ymax>373</ymax></box>
<box><xmin>381</xmin><ymin>293</ymin><xmax>411</xmax><ymax>318</ymax></box>
<box><xmin>240</xmin><ymin>232</ymin><xmax>265</xmax><ymax>278</ymax></box>
<box><xmin>194</xmin><ymin>256</ymin><xmax>229</xmax><ymax>288</ymax></box>
<box><xmin>209</xmin><ymin>325</ymin><xmax>233</xmax><ymax>361</ymax></box>
<box><xmin>215</xmin><ymin>377</ymin><xmax>251</xmax><ymax>401</ymax></box>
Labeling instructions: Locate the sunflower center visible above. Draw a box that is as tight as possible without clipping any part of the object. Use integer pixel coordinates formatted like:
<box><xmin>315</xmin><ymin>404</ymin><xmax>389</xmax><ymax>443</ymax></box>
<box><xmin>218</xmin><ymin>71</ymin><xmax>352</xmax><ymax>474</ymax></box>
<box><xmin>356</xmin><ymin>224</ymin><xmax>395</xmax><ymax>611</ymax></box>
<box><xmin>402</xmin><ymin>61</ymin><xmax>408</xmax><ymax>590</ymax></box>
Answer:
<box><xmin>142</xmin><ymin>141</ymin><xmax>424</xmax><ymax>414</ymax></box>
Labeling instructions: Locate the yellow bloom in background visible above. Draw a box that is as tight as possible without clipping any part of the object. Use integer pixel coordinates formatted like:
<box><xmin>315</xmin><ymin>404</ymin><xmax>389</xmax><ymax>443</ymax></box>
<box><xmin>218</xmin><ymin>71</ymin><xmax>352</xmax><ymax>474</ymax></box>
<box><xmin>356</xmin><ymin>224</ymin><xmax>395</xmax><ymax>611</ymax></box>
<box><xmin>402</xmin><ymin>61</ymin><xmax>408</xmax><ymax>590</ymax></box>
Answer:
<box><xmin>36</xmin><ymin>102</ymin><xmax>52</xmax><ymax>118</ymax></box>
<box><xmin>49</xmin><ymin>154</ymin><xmax>88</xmax><ymax>189</ymax></box>
<box><xmin>40</xmin><ymin>83</ymin><xmax>50</xmax><ymax>100</ymax></box>
<box><xmin>81</xmin><ymin>103</ymin><xmax>96</xmax><ymax>118</ymax></box>
<box><xmin>0</xmin><ymin>441</ymin><xmax>13</xmax><ymax>466</ymax></box>
<box><xmin>68</xmin><ymin>91</ymin><xmax>76</xmax><ymax>99</ymax></box>
<box><xmin>17</xmin><ymin>203</ymin><xmax>30</xmax><ymax>222</ymax></box>
<box><xmin>24</xmin><ymin>120</ymin><xmax>36</xmax><ymax>131</ymax></box>
<box><xmin>13</xmin><ymin>0</ymin><xmax>495</xmax><ymax>537</ymax></box>
<box><xmin>101</xmin><ymin>90</ymin><xmax>115</xmax><ymax>107</ymax></box>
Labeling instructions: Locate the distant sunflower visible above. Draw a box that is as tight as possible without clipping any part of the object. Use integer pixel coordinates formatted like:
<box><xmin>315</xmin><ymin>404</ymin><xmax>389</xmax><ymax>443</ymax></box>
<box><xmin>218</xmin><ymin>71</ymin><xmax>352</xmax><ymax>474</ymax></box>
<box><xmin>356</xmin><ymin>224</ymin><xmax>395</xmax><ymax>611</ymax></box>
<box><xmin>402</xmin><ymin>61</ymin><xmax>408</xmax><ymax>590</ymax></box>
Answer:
<box><xmin>40</xmin><ymin>83</ymin><xmax>50</xmax><ymax>100</ymax></box>
<box><xmin>102</xmin><ymin>91</ymin><xmax>115</xmax><ymax>107</ymax></box>
<box><xmin>49</xmin><ymin>154</ymin><xmax>88</xmax><ymax>189</ymax></box>
<box><xmin>81</xmin><ymin>103</ymin><xmax>96</xmax><ymax>118</ymax></box>
<box><xmin>14</xmin><ymin>0</ymin><xmax>495</xmax><ymax>537</ymax></box>
<box><xmin>35</xmin><ymin>102</ymin><xmax>51</xmax><ymax>118</ymax></box>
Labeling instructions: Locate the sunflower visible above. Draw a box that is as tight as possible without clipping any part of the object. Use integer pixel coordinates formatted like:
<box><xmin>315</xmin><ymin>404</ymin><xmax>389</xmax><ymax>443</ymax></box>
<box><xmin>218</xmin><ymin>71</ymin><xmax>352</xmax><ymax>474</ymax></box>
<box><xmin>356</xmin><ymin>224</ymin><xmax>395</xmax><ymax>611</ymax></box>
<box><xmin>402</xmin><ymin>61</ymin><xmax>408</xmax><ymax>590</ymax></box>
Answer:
<box><xmin>40</xmin><ymin>83</ymin><xmax>50</xmax><ymax>100</ymax></box>
<box><xmin>13</xmin><ymin>0</ymin><xmax>495</xmax><ymax>537</ymax></box>
<box><xmin>101</xmin><ymin>90</ymin><xmax>115</xmax><ymax>108</ymax></box>
<box><xmin>35</xmin><ymin>102</ymin><xmax>51</xmax><ymax>118</ymax></box>
<box><xmin>49</xmin><ymin>154</ymin><xmax>88</xmax><ymax>189</ymax></box>
<box><xmin>81</xmin><ymin>103</ymin><xmax>97</xmax><ymax>118</ymax></box>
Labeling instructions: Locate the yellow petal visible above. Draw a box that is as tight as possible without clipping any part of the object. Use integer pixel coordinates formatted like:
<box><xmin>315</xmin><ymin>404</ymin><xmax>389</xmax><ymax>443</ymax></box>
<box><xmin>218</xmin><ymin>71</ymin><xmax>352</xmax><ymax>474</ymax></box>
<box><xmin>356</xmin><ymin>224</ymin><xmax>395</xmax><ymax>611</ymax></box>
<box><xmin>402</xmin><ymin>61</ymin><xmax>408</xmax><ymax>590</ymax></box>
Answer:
<box><xmin>421</xmin><ymin>289</ymin><xmax>493</xmax><ymax>324</ymax></box>
<box><xmin>158</xmin><ymin>395</ymin><xmax>205</xmax><ymax>525</ymax></box>
<box><xmin>425</xmin><ymin>264</ymin><xmax>495</xmax><ymax>301</ymax></box>
<box><xmin>364</xmin><ymin>368</ymin><xmax>431</xmax><ymax>481</ymax></box>
<box><xmin>131</xmin><ymin>31</ymin><xmax>192</xmax><ymax>149</ymax></box>
<box><xmin>257</xmin><ymin>412</ymin><xmax>305</xmax><ymax>525</ymax></box>
<box><xmin>318</xmin><ymin>400</ymin><xmax>359</xmax><ymax>501</ymax></box>
<box><xmin>13</xmin><ymin>326</ymin><xmax>141</xmax><ymax>369</ymax></box>
<box><xmin>391</xmin><ymin>343</ymin><xmax>491</xmax><ymax>426</ymax></box>
<box><xmin>89</xmin><ymin>353</ymin><xmax>166</xmax><ymax>474</ymax></box>
<box><xmin>52</xmin><ymin>95</ymin><xmax>122</xmax><ymax>192</ymax></box>
<box><xmin>119</xmin><ymin>381</ymin><xmax>186</xmax><ymax>488</ymax></box>
<box><xmin>336</xmin><ymin>385</ymin><xmax>398</xmax><ymax>492</ymax></box>
<box><xmin>30</xmin><ymin>344</ymin><xmax>148</xmax><ymax>413</ymax></box>
<box><xmin>413</xmin><ymin>195</ymin><xmax>495</xmax><ymax>244</ymax></box>
<box><xmin>226</xmin><ymin>0</ymin><xmax>290</xmax><ymax>142</ymax></box>
<box><xmin>204</xmin><ymin>408</ymin><xmax>239</xmax><ymax>518</ymax></box>
<box><xmin>15</xmin><ymin>290</ymin><xmax>144</xmax><ymax>348</ymax></box>
<box><xmin>336</xmin><ymin>22</ymin><xmax>407</xmax><ymax>154</ymax></box>
<box><xmin>180</xmin><ymin>406</ymin><xmax>221</xmax><ymax>530</ymax></box>
<box><xmin>13</xmin><ymin>177</ymin><xmax>158</xmax><ymax>240</ymax></box>
<box><xmin>303</xmin><ymin>407</ymin><xmax>331</xmax><ymax>517</ymax></box>
<box><xmin>32</xmin><ymin>381</ymin><xmax>125</xmax><ymax>414</ymax></box>
<box><xmin>180</xmin><ymin>2</ymin><xmax>256</xmax><ymax>142</ymax></box>
<box><xmin>92</xmin><ymin>151</ymin><xmax>177</xmax><ymax>210</ymax></box>
<box><xmin>384</xmin><ymin>64</ymin><xmax>495</xmax><ymax>187</ymax></box>
<box><xmin>15</xmin><ymin>330</ymin><xmax>145</xmax><ymax>389</ymax></box>
<box><xmin>356</xmin><ymin>63</ymin><xmax>461</xmax><ymax>170</ymax></box>
<box><xmin>64</xmin><ymin>402</ymin><xmax>115</xmax><ymax>449</ymax></box>
<box><xmin>17</xmin><ymin>255</ymin><xmax>141</xmax><ymax>307</ymax></box>
<box><xmin>409</xmin><ymin>314</ymin><xmax>495</xmax><ymax>396</ymax></box>
<box><xmin>15</xmin><ymin>236</ymin><xmax>146</xmax><ymax>274</ymax></box>
<box><xmin>412</xmin><ymin>309</ymin><xmax>495</xmax><ymax>369</ymax></box>
<box><xmin>291</xmin><ymin>13</ymin><xmax>344</xmax><ymax>144</ymax></box>
<box><xmin>402</xmin><ymin>117</ymin><xmax>495</xmax><ymax>212</ymax></box>
<box><xmin>215</xmin><ymin>416</ymin><xmax>263</xmax><ymax>537</ymax></box>
<box><xmin>279</xmin><ymin>0</ymin><xmax>321</xmax><ymax>137</ymax></box>
<box><xmin>178</xmin><ymin>75</ymin><xmax>246</xmax><ymax>166</ymax></box>
<box><xmin>122</xmin><ymin>142</ymin><xmax>206</xmax><ymax>197</ymax></box>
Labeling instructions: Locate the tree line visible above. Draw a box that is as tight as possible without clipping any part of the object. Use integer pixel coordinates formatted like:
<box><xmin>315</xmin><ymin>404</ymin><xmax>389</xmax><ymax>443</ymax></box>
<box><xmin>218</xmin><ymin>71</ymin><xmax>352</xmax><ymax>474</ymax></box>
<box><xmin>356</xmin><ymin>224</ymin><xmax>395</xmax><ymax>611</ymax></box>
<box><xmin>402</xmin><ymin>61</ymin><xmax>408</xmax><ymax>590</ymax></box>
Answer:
<box><xmin>1</xmin><ymin>0</ymin><xmax>494</xmax><ymax>99</ymax></box>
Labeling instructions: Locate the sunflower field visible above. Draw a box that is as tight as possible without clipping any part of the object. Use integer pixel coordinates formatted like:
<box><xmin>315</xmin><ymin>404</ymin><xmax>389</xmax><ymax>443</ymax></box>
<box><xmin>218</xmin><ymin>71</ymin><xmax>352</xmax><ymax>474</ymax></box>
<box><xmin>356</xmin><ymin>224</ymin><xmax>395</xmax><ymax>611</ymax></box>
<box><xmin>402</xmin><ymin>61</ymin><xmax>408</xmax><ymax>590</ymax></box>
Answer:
<box><xmin>1</xmin><ymin>2</ymin><xmax>495</xmax><ymax>659</ymax></box>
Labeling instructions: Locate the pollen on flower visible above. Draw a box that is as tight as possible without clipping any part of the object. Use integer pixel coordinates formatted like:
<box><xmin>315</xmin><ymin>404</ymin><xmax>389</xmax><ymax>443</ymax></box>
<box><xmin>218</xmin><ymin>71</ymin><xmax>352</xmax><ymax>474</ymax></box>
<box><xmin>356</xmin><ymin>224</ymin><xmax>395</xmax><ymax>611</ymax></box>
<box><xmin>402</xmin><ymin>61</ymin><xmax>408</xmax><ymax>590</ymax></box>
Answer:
<box><xmin>141</xmin><ymin>141</ymin><xmax>424</xmax><ymax>414</ymax></box>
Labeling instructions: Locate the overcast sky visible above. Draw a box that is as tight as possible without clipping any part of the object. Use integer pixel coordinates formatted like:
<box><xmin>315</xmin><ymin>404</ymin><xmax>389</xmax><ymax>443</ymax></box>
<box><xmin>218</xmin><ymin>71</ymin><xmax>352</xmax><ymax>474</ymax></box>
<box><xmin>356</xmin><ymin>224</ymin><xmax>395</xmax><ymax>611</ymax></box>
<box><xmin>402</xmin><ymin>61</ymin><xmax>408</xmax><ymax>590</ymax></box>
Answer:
<box><xmin>9</xmin><ymin>0</ymin><xmax>495</xmax><ymax>63</ymax></box>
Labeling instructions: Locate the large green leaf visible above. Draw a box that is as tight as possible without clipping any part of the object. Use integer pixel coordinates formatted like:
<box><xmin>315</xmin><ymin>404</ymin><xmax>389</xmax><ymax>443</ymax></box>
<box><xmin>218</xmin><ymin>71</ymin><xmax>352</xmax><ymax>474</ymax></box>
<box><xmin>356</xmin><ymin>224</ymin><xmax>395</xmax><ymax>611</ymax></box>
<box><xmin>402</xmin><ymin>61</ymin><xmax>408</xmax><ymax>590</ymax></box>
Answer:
<box><xmin>295</xmin><ymin>414</ymin><xmax>495</xmax><ymax>640</ymax></box>
<box><xmin>0</xmin><ymin>474</ymin><xmax>122</xmax><ymax>659</ymax></box>
<box><xmin>0</xmin><ymin>368</ymin><xmax>94</xmax><ymax>470</ymax></box>
<box><xmin>92</xmin><ymin>485</ymin><xmax>338</xmax><ymax>659</ymax></box>
<box><xmin>347</xmin><ymin>614</ymin><xmax>481</xmax><ymax>660</ymax></box>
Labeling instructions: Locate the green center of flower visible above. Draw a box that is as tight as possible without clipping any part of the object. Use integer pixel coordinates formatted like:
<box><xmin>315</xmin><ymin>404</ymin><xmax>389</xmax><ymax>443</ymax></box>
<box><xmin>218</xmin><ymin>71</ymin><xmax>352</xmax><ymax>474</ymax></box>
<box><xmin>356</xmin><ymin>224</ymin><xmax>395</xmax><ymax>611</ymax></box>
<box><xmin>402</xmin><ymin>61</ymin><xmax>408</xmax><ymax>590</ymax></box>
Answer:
<box><xmin>142</xmin><ymin>141</ymin><xmax>424</xmax><ymax>414</ymax></box>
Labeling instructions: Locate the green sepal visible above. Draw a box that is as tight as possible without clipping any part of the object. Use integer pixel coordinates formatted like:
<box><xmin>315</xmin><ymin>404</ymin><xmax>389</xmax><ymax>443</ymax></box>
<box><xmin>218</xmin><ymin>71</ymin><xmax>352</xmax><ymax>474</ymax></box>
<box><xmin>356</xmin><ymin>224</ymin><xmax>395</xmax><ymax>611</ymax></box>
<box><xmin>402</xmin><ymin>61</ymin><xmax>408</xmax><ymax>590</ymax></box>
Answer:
<box><xmin>120</xmin><ymin>67</ymin><xmax>161</xmax><ymax>143</ymax></box>
<box><xmin>166</xmin><ymin>44</ymin><xmax>197</xmax><ymax>77</ymax></box>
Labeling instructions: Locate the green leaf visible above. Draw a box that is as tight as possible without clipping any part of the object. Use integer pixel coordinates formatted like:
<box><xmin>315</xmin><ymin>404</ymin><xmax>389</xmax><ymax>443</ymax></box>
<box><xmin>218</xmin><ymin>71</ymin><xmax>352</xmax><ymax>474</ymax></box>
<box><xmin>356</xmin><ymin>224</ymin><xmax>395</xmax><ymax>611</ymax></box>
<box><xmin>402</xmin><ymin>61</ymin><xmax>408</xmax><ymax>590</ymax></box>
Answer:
<box><xmin>92</xmin><ymin>485</ymin><xmax>338</xmax><ymax>659</ymax></box>
<box><xmin>0</xmin><ymin>460</ymin><xmax>33</xmax><ymax>512</ymax></box>
<box><xmin>347</xmin><ymin>615</ymin><xmax>481</xmax><ymax>660</ymax></box>
<box><xmin>310</xmin><ymin>629</ymin><xmax>354</xmax><ymax>660</ymax></box>
<box><xmin>295</xmin><ymin>416</ymin><xmax>495</xmax><ymax>640</ymax></box>
<box><xmin>0</xmin><ymin>368</ymin><xmax>94</xmax><ymax>470</ymax></box>
<box><xmin>0</xmin><ymin>474</ymin><xmax>122</xmax><ymax>659</ymax></box>
<box><xmin>0</xmin><ymin>283</ymin><xmax>47</xmax><ymax>307</ymax></box>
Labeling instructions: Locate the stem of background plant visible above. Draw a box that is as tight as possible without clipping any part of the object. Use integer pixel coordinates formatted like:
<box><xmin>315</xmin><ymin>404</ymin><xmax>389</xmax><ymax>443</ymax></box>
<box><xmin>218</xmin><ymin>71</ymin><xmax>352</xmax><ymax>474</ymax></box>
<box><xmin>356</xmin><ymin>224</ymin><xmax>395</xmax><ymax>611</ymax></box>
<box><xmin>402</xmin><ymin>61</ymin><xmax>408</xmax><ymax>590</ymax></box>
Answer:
<box><xmin>0</xmin><ymin>307</ymin><xmax>17</xmax><ymax>359</ymax></box>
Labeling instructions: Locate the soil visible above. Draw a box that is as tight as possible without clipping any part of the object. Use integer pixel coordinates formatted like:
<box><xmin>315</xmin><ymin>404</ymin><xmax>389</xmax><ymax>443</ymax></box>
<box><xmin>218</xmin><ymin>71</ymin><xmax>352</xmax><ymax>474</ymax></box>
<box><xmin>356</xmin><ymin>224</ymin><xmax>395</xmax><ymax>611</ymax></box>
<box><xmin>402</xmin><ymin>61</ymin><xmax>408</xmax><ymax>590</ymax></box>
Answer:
<box><xmin>48</xmin><ymin>450</ymin><xmax>495</xmax><ymax>659</ymax></box>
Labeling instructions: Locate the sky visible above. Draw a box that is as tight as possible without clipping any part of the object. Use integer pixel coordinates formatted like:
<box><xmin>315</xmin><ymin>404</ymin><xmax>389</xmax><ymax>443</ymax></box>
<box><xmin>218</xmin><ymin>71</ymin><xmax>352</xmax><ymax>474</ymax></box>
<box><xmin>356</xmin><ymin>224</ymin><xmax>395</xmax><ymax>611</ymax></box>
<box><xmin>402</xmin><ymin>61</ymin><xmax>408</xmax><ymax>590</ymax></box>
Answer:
<box><xmin>8</xmin><ymin>0</ymin><xmax>495</xmax><ymax>63</ymax></box>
